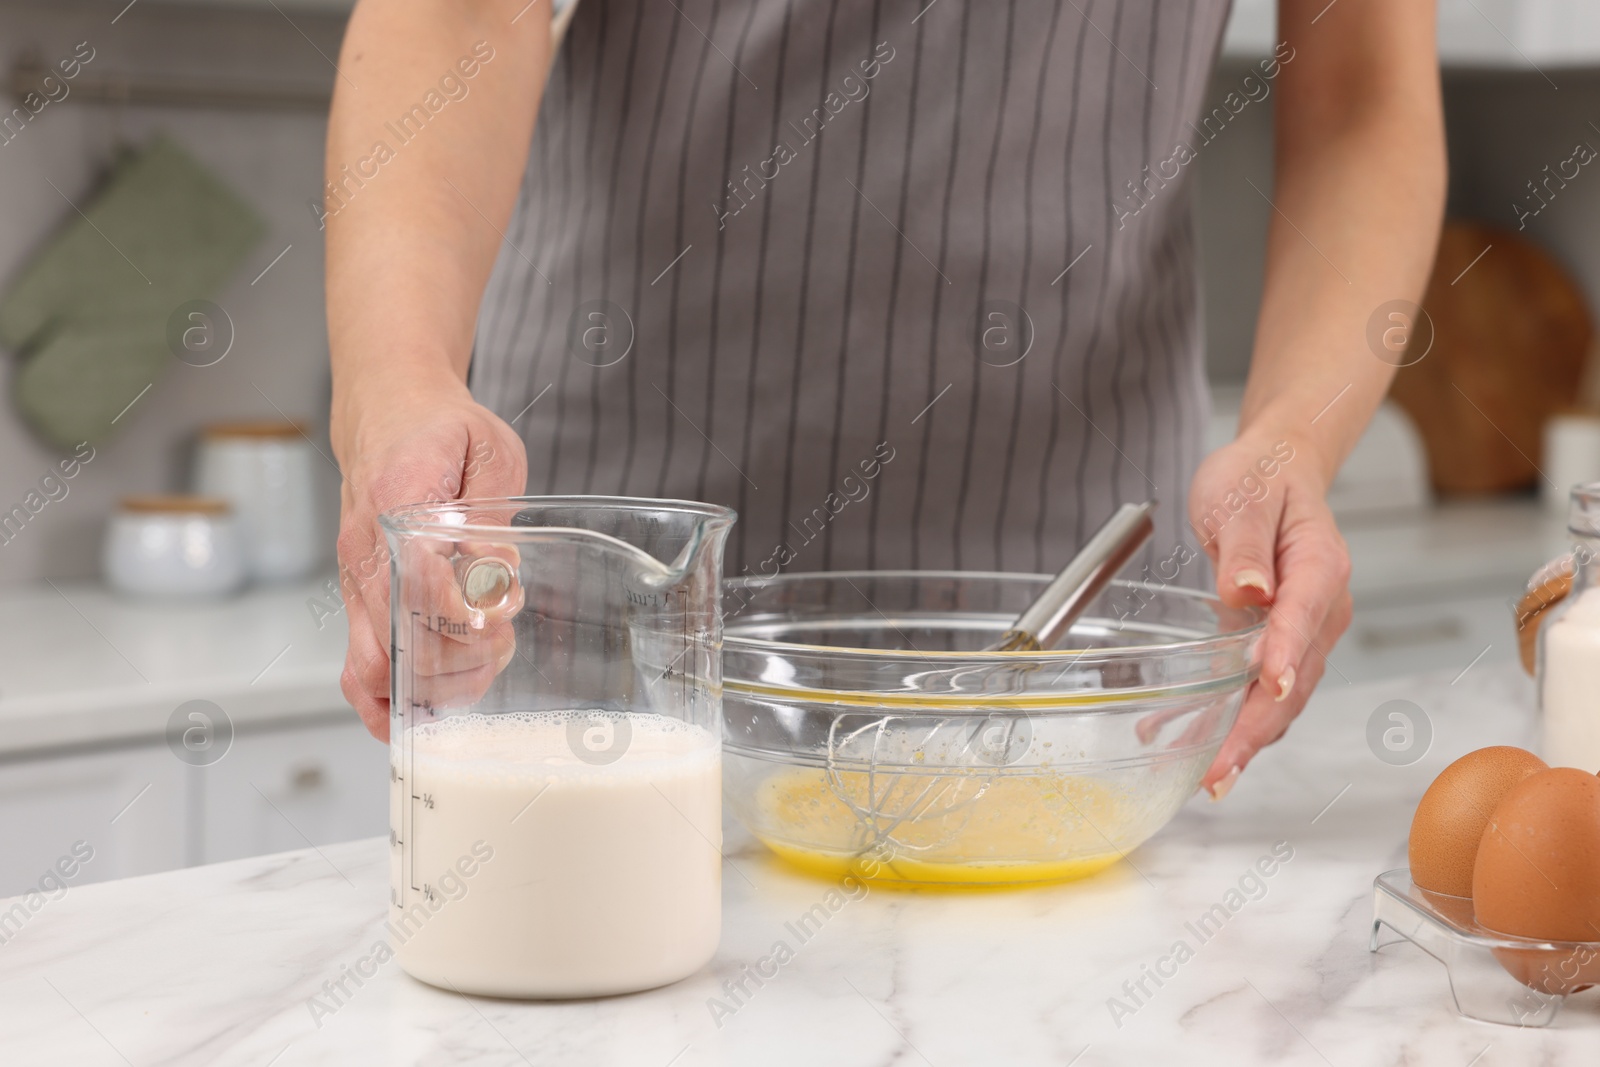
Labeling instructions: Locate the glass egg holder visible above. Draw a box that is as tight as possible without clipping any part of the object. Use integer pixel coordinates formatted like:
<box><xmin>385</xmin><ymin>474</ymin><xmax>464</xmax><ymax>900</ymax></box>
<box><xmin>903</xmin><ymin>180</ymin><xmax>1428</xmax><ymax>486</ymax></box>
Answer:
<box><xmin>1371</xmin><ymin>869</ymin><xmax>1600</xmax><ymax>1027</ymax></box>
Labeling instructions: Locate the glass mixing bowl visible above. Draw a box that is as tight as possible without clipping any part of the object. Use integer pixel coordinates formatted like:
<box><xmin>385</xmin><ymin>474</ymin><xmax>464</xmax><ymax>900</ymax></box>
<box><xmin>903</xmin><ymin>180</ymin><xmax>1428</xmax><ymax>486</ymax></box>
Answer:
<box><xmin>721</xmin><ymin>571</ymin><xmax>1266</xmax><ymax>887</ymax></box>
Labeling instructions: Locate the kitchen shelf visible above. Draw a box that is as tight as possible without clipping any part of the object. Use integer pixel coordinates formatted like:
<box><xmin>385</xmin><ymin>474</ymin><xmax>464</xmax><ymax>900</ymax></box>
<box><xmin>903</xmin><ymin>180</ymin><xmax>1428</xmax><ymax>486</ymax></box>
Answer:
<box><xmin>117</xmin><ymin>0</ymin><xmax>355</xmax><ymax>11</ymax></box>
<box><xmin>6</xmin><ymin>52</ymin><xmax>332</xmax><ymax>110</ymax></box>
<box><xmin>1224</xmin><ymin>0</ymin><xmax>1600</xmax><ymax>69</ymax></box>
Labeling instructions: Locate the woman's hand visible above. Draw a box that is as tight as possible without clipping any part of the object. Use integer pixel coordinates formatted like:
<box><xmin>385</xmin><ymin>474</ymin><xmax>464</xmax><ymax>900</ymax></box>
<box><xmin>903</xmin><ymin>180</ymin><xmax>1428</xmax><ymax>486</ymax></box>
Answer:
<box><xmin>1177</xmin><ymin>0</ymin><xmax>1443</xmax><ymax>793</ymax></box>
<box><xmin>323</xmin><ymin>2</ymin><xmax>549</xmax><ymax>739</ymax></box>
<box><xmin>1186</xmin><ymin>427</ymin><xmax>1353</xmax><ymax>798</ymax></box>
<box><xmin>331</xmin><ymin>372</ymin><xmax>527</xmax><ymax>740</ymax></box>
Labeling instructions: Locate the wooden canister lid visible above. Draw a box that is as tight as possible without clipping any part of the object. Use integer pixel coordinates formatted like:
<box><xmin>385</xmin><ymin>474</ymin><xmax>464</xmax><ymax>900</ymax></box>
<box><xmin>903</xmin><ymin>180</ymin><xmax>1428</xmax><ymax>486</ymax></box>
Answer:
<box><xmin>1515</xmin><ymin>571</ymin><xmax>1573</xmax><ymax>675</ymax></box>
<box><xmin>118</xmin><ymin>495</ymin><xmax>232</xmax><ymax>516</ymax></box>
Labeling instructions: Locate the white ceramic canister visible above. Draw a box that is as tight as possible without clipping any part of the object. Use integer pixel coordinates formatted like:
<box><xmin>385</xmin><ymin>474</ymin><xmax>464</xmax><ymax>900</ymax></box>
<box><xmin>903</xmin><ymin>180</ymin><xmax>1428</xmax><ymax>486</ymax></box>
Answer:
<box><xmin>1542</xmin><ymin>412</ymin><xmax>1600</xmax><ymax>514</ymax></box>
<box><xmin>195</xmin><ymin>422</ymin><xmax>321</xmax><ymax>582</ymax></box>
<box><xmin>103</xmin><ymin>496</ymin><xmax>246</xmax><ymax>598</ymax></box>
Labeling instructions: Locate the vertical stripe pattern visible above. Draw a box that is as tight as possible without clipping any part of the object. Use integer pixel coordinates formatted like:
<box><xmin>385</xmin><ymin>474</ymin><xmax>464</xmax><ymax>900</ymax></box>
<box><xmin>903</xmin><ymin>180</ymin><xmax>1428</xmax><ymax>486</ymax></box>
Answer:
<box><xmin>472</xmin><ymin>0</ymin><xmax>1233</xmax><ymax>580</ymax></box>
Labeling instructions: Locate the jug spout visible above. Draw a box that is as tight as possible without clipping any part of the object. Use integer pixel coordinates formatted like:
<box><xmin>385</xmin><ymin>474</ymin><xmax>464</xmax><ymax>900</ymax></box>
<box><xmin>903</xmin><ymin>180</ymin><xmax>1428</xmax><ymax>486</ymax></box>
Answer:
<box><xmin>507</xmin><ymin>498</ymin><xmax>735</xmax><ymax>592</ymax></box>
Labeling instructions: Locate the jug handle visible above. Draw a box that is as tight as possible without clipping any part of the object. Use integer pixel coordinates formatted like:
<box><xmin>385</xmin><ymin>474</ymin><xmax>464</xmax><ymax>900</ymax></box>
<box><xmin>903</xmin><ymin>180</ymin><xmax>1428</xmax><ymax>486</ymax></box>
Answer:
<box><xmin>456</xmin><ymin>556</ymin><xmax>518</xmax><ymax>618</ymax></box>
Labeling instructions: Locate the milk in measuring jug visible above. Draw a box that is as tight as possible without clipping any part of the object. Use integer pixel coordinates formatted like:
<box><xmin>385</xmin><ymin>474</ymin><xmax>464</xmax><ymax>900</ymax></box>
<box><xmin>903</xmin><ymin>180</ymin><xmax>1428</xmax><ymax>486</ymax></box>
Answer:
<box><xmin>390</xmin><ymin>710</ymin><xmax>721</xmax><ymax>997</ymax></box>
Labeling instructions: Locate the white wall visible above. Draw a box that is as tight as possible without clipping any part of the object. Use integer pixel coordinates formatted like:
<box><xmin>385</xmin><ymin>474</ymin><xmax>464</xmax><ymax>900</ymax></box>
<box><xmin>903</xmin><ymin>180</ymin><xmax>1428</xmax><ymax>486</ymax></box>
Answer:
<box><xmin>0</xmin><ymin>0</ymin><xmax>342</xmax><ymax>584</ymax></box>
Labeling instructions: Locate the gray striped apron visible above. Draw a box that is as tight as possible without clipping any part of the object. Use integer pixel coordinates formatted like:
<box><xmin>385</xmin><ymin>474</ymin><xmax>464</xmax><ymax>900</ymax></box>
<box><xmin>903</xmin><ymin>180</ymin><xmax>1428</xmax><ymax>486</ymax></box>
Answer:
<box><xmin>471</xmin><ymin>0</ymin><xmax>1234</xmax><ymax>580</ymax></box>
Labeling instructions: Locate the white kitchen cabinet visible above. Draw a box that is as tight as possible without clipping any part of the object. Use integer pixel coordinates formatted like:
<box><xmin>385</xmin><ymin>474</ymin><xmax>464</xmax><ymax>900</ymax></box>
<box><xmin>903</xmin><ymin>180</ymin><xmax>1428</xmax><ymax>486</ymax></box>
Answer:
<box><xmin>0</xmin><ymin>580</ymin><xmax>377</xmax><ymax>894</ymax></box>
<box><xmin>0</xmin><ymin>744</ymin><xmax>187</xmax><ymax>898</ymax></box>
<box><xmin>197</xmin><ymin>717</ymin><xmax>388</xmax><ymax>866</ymax></box>
<box><xmin>0</xmin><ymin>717</ymin><xmax>387</xmax><ymax>897</ymax></box>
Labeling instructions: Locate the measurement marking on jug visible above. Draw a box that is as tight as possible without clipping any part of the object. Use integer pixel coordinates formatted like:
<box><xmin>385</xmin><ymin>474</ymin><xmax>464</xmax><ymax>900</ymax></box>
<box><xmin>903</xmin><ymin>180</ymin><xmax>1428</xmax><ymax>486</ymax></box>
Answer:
<box><xmin>651</xmin><ymin>642</ymin><xmax>693</xmax><ymax>686</ymax></box>
<box><xmin>405</xmin><ymin>611</ymin><xmax>424</xmax><ymax>896</ymax></box>
<box><xmin>682</xmin><ymin>614</ymin><xmax>692</xmax><ymax>710</ymax></box>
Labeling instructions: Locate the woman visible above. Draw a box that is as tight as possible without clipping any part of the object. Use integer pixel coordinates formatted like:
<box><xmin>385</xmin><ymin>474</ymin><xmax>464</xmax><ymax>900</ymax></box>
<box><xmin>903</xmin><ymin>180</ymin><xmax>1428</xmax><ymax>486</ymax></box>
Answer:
<box><xmin>326</xmin><ymin>0</ymin><xmax>1445</xmax><ymax>798</ymax></box>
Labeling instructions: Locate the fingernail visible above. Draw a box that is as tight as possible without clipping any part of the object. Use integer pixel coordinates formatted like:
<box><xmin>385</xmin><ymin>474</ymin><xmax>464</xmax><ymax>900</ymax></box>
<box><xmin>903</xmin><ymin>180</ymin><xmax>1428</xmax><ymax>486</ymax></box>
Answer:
<box><xmin>1275</xmin><ymin>665</ymin><xmax>1296</xmax><ymax>702</ymax></box>
<box><xmin>1209</xmin><ymin>765</ymin><xmax>1242</xmax><ymax>802</ymax></box>
<box><xmin>1234</xmin><ymin>569</ymin><xmax>1271</xmax><ymax>597</ymax></box>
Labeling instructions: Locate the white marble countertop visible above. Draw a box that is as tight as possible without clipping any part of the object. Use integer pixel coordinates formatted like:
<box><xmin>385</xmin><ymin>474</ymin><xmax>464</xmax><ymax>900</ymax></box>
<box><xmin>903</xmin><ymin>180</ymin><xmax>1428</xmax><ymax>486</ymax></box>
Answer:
<box><xmin>2</xmin><ymin>660</ymin><xmax>1595</xmax><ymax>1065</ymax></box>
<box><xmin>0</xmin><ymin>577</ymin><xmax>347</xmax><ymax>755</ymax></box>
<box><xmin>1338</xmin><ymin>498</ymin><xmax>1560</xmax><ymax>608</ymax></box>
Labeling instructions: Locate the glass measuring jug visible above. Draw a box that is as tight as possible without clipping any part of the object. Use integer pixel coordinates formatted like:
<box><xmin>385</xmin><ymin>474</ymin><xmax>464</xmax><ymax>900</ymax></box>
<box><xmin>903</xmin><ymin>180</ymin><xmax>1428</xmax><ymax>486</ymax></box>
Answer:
<box><xmin>379</xmin><ymin>496</ymin><xmax>734</xmax><ymax>998</ymax></box>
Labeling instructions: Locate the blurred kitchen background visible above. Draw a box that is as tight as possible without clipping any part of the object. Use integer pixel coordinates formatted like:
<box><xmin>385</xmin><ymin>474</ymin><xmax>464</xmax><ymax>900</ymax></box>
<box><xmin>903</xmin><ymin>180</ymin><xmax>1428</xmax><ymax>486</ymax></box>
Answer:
<box><xmin>2</xmin><ymin>0</ymin><xmax>1599</xmax><ymax>895</ymax></box>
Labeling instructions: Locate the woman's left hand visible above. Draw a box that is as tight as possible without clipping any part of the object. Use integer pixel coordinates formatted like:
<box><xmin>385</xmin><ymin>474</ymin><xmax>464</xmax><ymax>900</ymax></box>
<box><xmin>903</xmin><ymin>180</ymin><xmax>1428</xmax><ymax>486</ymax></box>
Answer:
<box><xmin>1186</xmin><ymin>427</ymin><xmax>1354</xmax><ymax>799</ymax></box>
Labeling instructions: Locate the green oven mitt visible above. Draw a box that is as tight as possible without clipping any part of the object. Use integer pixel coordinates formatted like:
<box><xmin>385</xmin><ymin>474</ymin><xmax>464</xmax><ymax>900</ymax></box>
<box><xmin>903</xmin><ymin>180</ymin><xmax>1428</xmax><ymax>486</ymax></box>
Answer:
<box><xmin>13</xmin><ymin>324</ymin><xmax>170</xmax><ymax>447</ymax></box>
<box><xmin>0</xmin><ymin>134</ymin><xmax>264</xmax><ymax>448</ymax></box>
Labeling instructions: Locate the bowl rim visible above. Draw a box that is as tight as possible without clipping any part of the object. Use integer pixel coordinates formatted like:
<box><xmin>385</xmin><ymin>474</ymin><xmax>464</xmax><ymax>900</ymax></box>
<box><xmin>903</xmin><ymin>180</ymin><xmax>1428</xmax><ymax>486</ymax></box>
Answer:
<box><xmin>722</xmin><ymin>569</ymin><xmax>1267</xmax><ymax>664</ymax></box>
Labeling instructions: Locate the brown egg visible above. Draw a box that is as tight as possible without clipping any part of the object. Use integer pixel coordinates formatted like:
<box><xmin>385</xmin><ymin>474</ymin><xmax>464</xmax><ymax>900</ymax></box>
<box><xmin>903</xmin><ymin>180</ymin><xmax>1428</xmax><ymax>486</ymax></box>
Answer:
<box><xmin>1474</xmin><ymin>768</ymin><xmax>1600</xmax><ymax>939</ymax></box>
<box><xmin>1489</xmin><ymin>939</ymin><xmax>1600</xmax><ymax>996</ymax></box>
<box><xmin>1408</xmin><ymin>746</ymin><xmax>1548</xmax><ymax>896</ymax></box>
<box><xmin>1473</xmin><ymin>768</ymin><xmax>1600</xmax><ymax>993</ymax></box>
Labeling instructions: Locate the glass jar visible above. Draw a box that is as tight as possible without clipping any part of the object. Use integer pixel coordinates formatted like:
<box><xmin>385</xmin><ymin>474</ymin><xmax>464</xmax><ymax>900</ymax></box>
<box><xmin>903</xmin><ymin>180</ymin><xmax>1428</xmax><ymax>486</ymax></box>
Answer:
<box><xmin>1537</xmin><ymin>483</ymin><xmax>1600</xmax><ymax>773</ymax></box>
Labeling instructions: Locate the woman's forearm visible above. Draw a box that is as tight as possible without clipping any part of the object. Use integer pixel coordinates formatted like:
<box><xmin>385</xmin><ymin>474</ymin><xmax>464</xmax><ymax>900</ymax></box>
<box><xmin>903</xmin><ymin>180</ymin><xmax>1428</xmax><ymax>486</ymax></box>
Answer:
<box><xmin>1237</xmin><ymin>0</ymin><xmax>1446</xmax><ymax>486</ymax></box>
<box><xmin>325</xmin><ymin>0</ymin><xmax>549</xmax><ymax>453</ymax></box>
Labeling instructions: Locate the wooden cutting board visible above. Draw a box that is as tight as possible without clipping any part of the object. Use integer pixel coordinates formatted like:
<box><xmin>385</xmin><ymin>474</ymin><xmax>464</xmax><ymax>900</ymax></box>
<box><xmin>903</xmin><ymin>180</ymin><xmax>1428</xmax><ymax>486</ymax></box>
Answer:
<box><xmin>1388</xmin><ymin>220</ymin><xmax>1592</xmax><ymax>494</ymax></box>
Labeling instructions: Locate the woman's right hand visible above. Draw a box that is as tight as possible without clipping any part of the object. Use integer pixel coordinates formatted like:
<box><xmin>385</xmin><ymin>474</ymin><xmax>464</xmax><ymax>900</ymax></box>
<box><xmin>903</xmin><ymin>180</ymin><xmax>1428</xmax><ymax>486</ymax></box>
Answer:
<box><xmin>331</xmin><ymin>372</ymin><xmax>528</xmax><ymax>740</ymax></box>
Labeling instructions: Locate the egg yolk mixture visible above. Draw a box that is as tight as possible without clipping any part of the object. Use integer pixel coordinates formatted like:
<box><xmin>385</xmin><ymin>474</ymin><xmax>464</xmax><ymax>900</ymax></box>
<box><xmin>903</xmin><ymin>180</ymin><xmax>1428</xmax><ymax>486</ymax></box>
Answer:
<box><xmin>753</xmin><ymin>767</ymin><xmax>1131</xmax><ymax>887</ymax></box>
